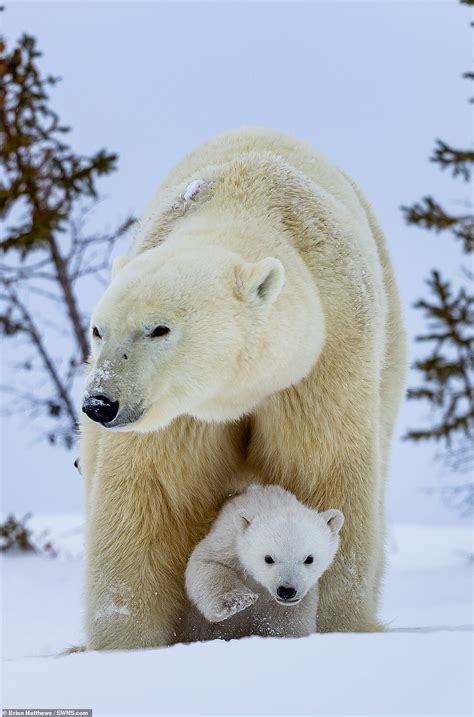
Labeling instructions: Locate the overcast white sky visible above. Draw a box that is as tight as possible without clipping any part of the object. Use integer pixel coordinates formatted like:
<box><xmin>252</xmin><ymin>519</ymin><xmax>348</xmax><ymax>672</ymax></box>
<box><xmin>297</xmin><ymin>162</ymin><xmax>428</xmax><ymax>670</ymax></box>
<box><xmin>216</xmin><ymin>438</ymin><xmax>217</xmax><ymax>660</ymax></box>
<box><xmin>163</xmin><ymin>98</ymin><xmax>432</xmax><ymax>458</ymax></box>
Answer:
<box><xmin>1</xmin><ymin>1</ymin><xmax>471</xmax><ymax>523</ymax></box>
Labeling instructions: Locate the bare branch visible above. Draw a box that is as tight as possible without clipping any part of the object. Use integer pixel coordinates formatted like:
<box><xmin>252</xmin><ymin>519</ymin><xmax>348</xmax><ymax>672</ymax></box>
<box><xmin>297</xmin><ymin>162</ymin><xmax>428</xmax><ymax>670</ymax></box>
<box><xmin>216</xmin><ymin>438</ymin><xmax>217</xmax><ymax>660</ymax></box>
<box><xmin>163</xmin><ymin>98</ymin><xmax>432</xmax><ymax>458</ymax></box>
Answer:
<box><xmin>3</xmin><ymin>285</ymin><xmax>78</xmax><ymax>427</ymax></box>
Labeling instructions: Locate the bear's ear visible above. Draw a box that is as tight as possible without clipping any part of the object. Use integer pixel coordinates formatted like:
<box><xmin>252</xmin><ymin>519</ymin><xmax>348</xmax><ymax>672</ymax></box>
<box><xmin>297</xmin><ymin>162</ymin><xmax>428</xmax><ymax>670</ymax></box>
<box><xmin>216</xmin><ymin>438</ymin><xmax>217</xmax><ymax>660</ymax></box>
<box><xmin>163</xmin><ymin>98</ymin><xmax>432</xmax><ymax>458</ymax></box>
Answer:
<box><xmin>240</xmin><ymin>514</ymin><xmax>251</xmax><ymax>530</ymax></box>
<box><xmin>322</xmin><ymin>509</ymin><xmax>344</xmax><ymax>535</ymax></box>
<box><xmin>235</xmin><ymin>257</ymin><xmax>285</xmax><ymax>306</ymax></box>
<box><xmin>111</xmin><ymin>255</ymin><xmax>129</xmax><ymax>279</ymax></box>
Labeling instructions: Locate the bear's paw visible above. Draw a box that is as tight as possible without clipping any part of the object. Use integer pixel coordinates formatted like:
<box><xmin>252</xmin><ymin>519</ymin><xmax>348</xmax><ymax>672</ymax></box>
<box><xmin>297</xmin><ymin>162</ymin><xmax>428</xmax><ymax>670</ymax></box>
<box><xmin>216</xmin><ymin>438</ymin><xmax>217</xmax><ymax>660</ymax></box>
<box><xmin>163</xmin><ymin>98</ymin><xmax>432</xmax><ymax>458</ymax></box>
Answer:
<box><xmin>208</xmin><ymin>589</ymin><xmax>259</xmax><ymax>623</ymax></box>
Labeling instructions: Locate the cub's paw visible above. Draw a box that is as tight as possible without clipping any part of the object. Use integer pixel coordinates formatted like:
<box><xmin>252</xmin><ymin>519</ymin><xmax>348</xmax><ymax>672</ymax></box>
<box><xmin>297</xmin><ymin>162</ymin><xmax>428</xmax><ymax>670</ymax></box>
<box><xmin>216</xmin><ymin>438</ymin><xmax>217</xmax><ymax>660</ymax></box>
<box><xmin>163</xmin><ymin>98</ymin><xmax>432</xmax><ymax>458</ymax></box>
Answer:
<box><xmin>208</xmin><ymin>589</ymin><xmax>258</xmax><ymax>623</ymax></box>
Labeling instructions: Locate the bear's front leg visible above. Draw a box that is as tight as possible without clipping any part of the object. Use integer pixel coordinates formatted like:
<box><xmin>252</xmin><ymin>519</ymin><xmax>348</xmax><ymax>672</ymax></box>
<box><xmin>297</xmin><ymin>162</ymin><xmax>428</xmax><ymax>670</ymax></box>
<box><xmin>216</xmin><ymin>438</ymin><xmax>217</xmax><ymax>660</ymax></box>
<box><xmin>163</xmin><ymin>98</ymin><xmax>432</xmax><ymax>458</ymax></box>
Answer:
<box><xmin>83</xmin><ymin>441</ymin><xmax>194</xmax><ymax>649</ymax></box>
<box><xmin>186</xmin><ymin>546</ymin><xmax>258</xmax><ymax>623</ymax></box>
<box><xmin>82</xmin><ymin>420</ymin><xmax>245</xmax><ymax>651</ymax></box>
<box><xmin>316</xmin><ymin>542</ymin><xmax>384</xmax><ymax>634</ymax></box>
<box><xmin>248</xmin><ymin>401</ymin><xmax>385</xmax><ymax>634</ymax></box>
<box><xmin>85</xmin><ymin>494</ymin><xmax>184</xmax><ymax>650</ymax></box>
<box><xmin>315</xmin><ymin>466</ymin><xmax>384</xmax><ymax>634</ymax></box>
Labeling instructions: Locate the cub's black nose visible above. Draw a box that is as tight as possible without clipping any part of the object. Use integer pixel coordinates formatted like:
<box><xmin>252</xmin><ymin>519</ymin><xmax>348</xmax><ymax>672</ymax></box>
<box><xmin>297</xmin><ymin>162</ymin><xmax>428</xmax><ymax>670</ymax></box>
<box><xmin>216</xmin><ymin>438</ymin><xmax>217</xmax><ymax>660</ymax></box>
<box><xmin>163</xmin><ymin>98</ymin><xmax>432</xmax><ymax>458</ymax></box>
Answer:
<box><xmin>277</xmin><ymin>585</ymin><xmax>297</xmax><ymax>601</ymax></box>
<box><xmin>82</xmin><ymin>395</ymin><xmax>119</xmax><ymax>425</ymax></box>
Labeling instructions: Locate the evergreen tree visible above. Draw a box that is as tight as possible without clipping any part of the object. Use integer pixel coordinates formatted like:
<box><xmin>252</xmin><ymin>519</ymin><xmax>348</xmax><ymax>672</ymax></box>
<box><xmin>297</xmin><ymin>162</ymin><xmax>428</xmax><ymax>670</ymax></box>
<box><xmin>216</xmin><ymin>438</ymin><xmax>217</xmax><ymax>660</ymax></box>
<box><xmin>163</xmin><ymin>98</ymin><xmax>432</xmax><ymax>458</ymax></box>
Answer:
<box><xmin>0</xmin><ymin>32</ymin><xmax>133</xmax><ymax>447</ymax></box>
<box><xmin>401</xmin><ymin>0</ymin><xmax>473</xmax><ymax>512</ymax></box>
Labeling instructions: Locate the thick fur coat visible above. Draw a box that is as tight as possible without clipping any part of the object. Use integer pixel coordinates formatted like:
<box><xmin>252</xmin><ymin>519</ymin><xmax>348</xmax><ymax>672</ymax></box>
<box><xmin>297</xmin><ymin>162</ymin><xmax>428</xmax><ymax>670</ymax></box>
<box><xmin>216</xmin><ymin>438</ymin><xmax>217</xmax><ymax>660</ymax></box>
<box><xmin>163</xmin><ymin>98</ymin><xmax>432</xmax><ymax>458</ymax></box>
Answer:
<box><xmin>182</xmin><ymin>484</ymin><xmax>344</xmax><ymax>642</ymax></box>
<box><xmin>80</xmin><ymin>127</ymin><xmax>406</xmax><ymax>649</ymax></box>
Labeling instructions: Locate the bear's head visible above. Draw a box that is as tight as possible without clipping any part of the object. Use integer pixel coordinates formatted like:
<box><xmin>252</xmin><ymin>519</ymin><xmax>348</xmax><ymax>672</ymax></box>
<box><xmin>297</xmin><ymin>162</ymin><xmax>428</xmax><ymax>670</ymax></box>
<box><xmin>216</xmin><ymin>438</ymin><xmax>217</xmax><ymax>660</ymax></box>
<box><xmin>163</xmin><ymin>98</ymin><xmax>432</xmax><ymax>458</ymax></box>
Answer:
<box><xmin>235</xmin><ymin>500</ymin><xmax>344</xmax><ymax>605</ymax></box>
<box><xmin>82</xmin><ymin>244</ymin><xmax>295</xmax><ymax>431</ymax></box>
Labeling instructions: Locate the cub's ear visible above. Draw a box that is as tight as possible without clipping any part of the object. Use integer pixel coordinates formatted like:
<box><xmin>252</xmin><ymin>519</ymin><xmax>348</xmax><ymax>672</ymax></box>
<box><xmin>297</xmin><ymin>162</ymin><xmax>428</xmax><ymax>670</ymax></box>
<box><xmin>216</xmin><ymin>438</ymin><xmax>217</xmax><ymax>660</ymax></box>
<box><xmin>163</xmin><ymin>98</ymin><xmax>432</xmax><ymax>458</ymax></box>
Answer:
<box><xmin>240</xmin><ymin>514</ymin><xmax>251</xmax><ymax>530</ymax></box>
<box><xmin>111</xmin><ymin>255</ymin><xmax>129</xmax><ymax>279</ymax></box>
<box><xmin>322</xmin><ymin>509</ymin><xmax>345</xmax><ymax>535</ymax></box>
<box><xmin>235</xmin><ymin>257</ymin><xmax>284</xmax><ymax>306</ymax></box>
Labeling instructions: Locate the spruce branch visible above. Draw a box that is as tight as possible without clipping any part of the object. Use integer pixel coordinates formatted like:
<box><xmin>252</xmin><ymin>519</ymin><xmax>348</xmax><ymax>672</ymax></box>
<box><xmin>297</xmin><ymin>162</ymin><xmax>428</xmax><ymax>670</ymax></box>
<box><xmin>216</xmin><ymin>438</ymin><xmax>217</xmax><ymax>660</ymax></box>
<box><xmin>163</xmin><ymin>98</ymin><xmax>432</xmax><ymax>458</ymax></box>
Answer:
<box><xmin>430</xmin><ymin>140</ymin><xmax>474</xmax><ymax>181</ymax></box>
<box><xmin>0</xmin><ymin>32</ymin><xmax>134</xmax><ymax>447</ymax></box>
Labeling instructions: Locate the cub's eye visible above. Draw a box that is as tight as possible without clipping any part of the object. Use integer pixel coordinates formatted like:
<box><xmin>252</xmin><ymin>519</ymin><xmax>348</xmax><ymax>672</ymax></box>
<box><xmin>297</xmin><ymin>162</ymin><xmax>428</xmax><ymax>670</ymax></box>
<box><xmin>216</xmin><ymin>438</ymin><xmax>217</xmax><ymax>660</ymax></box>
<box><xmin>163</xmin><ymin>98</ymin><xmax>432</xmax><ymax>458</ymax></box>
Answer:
<box><xmin>150</xmin><ymin>325</ymin><xmax>170</xmax><ymax>338</ymax></box>
<box><xmin>264</xmin><ymin>555</ymin><xmax>274</xmax><ymax>564</ymax></box>
<box><xmin>92</xmin><ymin>326</ymin><xmax>102</xmax><ymax>339</ymax></box>
<box><xmin>304</xmin><ymin>555</ymin><xmax>314</xmax><ymax>565</ymax></box>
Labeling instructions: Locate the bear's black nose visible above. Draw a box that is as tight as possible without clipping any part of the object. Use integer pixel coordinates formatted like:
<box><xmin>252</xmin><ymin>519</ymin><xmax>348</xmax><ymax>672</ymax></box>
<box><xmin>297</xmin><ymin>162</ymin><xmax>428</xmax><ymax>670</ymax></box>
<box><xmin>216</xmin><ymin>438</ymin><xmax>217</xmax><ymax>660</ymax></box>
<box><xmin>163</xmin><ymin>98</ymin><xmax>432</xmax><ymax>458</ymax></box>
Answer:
<box><xmin>277</xmin><ymin>585</ymin><xmax>297</xmax><ymax>601</ymax></box>
<box><xmin>82</xmin><ymin>395</ymin><xmax>119</xmax><ymax>425</ymax></box>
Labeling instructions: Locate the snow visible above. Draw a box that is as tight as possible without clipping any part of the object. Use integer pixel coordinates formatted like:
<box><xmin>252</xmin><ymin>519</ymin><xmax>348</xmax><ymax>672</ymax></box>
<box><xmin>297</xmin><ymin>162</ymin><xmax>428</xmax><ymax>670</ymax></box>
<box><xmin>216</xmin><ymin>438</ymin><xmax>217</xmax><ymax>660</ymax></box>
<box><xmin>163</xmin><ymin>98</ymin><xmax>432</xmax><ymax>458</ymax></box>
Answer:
<box><xmin>2</xmin><ymin>519</ymin><xmax>473</xmax><ymax>716</ymax></box>
<box><xmin>89</xmin><ymin>360</ymin><xmax>114</xmax><ymax>394</ymax></box>
<box><xmin>183</xmin><ymin>179</ymin><xmax>207</xmax><ymax>204</ymax></box>
<box><xmin>173</xmin><ymin>178</ymin><xmax>213</xmax><ymax>215</ymax></box>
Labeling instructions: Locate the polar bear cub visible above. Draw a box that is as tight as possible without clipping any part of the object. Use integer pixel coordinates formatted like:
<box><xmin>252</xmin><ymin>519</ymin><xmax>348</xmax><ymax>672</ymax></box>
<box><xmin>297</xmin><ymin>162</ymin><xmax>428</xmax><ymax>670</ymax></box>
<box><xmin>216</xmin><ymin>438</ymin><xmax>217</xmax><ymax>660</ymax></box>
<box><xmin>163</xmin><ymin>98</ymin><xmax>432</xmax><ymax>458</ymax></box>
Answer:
<box><xmin>182</xmin><ymin>484</ymin><xmax>344</xmax><ymax>641</ymax></box>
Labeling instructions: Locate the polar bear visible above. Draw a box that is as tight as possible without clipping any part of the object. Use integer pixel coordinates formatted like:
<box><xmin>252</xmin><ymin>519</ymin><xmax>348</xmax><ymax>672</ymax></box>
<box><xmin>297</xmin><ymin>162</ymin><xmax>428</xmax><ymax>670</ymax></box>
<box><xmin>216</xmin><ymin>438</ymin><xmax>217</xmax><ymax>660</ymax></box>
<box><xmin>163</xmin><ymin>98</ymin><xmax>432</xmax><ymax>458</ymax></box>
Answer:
<box><xmin>80</xmin><ymin>127</ymin><xmax>406</xmax><ymax>650</ymax></box>
<box><xmin>181</xmin><ymin>484</ymin><xmax>344</xmax><ymax>642</ymax></box>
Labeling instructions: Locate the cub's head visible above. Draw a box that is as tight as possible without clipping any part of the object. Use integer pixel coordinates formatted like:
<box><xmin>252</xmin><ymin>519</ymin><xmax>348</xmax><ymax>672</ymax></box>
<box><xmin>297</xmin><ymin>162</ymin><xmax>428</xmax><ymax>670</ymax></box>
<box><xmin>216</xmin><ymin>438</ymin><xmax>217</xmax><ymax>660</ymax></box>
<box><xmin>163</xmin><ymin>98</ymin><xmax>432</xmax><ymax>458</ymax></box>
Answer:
<box><xmin>235</xmin><ymin>497</ymin><xmax>344</xmax><ymax>606</ymax></box>
<box><xmin>82</xmin><ymin>245</ymin><xmax>285</xmax><ymax>432</ymax></box>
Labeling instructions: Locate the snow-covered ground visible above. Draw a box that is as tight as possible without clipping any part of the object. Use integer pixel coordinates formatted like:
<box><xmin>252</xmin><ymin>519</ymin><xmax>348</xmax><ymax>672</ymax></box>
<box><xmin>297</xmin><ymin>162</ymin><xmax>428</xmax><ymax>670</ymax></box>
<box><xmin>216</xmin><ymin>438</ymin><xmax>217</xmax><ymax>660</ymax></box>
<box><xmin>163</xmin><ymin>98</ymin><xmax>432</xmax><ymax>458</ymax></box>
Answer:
<box><xmin>2</xmin><ymin>518</ymin><xmax>473</xmax><ymax>716</ymax></box>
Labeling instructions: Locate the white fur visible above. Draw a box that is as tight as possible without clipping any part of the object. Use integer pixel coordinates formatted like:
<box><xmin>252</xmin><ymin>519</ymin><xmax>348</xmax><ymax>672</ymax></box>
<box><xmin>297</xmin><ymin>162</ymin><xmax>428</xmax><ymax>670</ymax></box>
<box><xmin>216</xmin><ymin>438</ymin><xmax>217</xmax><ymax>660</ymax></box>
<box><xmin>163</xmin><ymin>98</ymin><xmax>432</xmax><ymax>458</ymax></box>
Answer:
<box><xmin>86</xmin><ymin>240</ymin><xmax>324</xmax><ymax>431</ymax></box>
<box><xmin>80</xmin><ymin>127</ymin><xmax>406</xmax><ymax>650</ymax></box>
<box><xmin>182</xmin><ymin>484</ymin><xmax>344</xmax><ymax>641</ymax></box>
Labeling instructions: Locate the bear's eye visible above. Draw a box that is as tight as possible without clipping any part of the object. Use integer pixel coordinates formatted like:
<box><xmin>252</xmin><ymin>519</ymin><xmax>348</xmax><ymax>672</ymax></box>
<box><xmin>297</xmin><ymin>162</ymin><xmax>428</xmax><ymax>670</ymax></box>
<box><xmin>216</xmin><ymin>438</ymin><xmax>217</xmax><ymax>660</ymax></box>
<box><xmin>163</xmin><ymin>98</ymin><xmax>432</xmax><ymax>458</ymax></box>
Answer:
<box><xmin>264</xmin><ymin>555</ymin><xmax>274</xmax><ymax>564</ymax></box>
<box><xmin>304</xmin><ymin>555</ymin><xmax>314</xmax><ymax>565</ymax></box>
<box><xmin>92</xmin><ymin>326</ymin><xmax>102</xmax><ymax>339</ymax></box>
<box><xmin>150</xmin><ymin>325</ymin><xmax>170</xmax><ymax>338</ymax></box>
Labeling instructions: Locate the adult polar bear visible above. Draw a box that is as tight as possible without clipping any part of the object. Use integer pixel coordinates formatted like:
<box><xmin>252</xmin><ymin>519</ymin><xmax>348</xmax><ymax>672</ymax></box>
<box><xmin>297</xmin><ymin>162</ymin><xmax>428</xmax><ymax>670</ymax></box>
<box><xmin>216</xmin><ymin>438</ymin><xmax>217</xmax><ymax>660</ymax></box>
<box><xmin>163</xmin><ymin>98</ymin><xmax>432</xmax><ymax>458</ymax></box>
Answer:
<box><xmin>80</xmin><ymin>128</ymin><xmax>406</xmax><ymax>650</ymax></box>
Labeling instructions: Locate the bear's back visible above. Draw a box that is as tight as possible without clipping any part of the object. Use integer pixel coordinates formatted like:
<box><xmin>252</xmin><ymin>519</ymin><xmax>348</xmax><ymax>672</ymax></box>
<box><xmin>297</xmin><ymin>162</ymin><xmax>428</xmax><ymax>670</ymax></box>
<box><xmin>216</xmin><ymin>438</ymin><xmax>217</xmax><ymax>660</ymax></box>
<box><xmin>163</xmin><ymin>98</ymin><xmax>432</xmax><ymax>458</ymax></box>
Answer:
<box><xmin>131</xmin><ymin>126</ymin><xmax>374</xmax><ymax>261</ymax></box>
<box><xmin>158</xmin><ymin>127</ymin><xmax>361</xmax><ymax>213</ymax></box>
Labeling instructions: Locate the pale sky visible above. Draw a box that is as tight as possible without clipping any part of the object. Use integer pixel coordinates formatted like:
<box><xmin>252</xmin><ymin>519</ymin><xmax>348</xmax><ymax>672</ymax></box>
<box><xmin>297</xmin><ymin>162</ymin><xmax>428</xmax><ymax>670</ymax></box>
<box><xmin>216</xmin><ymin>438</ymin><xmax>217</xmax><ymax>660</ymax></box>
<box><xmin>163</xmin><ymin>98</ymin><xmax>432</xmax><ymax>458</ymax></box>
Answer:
<box><xmin>1</xmin><ymin>0</ymin><xmax>471</xmax><ymax>523</ymax></box>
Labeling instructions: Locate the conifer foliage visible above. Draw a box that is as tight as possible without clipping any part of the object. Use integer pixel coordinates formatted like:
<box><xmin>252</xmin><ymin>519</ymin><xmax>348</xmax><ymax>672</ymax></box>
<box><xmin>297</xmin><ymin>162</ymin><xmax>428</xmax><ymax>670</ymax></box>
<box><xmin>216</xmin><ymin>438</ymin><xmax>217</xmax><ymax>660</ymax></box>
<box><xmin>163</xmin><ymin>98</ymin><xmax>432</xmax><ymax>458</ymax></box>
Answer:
<box><xmin>402</xmin><ymin>0</ymin><xmax>473</xmax><ymax>509</ymax></box>
<box><xmin>0</xmin><ymin>32</ymin><xmax>133</xmax><ymax>447</ymax></box>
